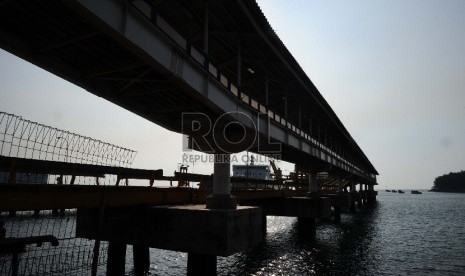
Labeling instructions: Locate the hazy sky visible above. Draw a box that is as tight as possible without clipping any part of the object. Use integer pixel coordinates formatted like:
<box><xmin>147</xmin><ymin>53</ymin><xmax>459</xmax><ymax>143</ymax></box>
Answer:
<box><xmin>1</xmin><ymin>0</ymin><xmax>465</xmax><ymax>189</ymax></box>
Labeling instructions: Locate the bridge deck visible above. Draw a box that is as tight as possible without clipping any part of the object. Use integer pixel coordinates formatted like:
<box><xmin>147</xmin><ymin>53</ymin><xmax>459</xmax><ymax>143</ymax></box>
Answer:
<box><xmin>0</xmin><ymin>184</ymin><xmax>308</xmax><ymax>211</ymax></box>
<box><xmin>0</xmin><ymin>0</ymin><xmax>377</xmax><ymax>183</ymax></box>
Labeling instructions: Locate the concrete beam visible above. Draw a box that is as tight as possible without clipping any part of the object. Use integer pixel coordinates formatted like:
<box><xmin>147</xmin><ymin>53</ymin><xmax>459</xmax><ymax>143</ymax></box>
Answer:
<box><xmin>76</xmin><ymin>205</ymin><xmax>262</xmax><ymax>257</ymax></box>
<box><xmin>239</xmin><ymin>197</ymin><xmax>331</xmax><ymax>219</ymax></box>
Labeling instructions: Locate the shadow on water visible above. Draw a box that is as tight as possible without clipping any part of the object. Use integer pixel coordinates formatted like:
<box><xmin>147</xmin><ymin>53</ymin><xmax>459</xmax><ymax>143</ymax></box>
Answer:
<box><xmin>318</xmin><ymin>205</ymin><xmax>381</xmax><ymax>276</ymax></box>
<box><xmin>218</xmin><ymin>204</ymin><xmax>380</xmax><ymax>276</ymax></box>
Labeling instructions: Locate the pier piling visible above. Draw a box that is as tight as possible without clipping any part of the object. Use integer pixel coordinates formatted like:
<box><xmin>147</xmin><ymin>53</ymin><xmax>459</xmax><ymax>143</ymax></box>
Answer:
<box><xmin>187</xmin><ymin>253</ymin><xmax>217</xmax><ymax>276</ymax></box>
<box><xmin>298</xmin><ymin>217</ymin><xmax>316</xmax><ymax>241</ymax></box>
<box><xmin>133</xmin><ymin>245</ymin><xmax>150</xmax><ymax>275</ymax></box>
<box><xmin>107</xmin><ymin>242</ymin><xmax>126</xmax><ymax>276</ymax></box>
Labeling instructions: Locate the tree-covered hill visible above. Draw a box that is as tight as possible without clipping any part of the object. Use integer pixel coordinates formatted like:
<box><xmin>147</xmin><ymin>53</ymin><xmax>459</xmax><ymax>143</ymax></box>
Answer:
<box><xmin>431</xmin><ymin>171</ymin><xmax>465</xmax><ymax>193</ymax></box>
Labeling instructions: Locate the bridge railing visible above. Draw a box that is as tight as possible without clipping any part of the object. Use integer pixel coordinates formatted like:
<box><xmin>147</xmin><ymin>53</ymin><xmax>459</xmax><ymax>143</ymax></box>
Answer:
<box><xmin>130</xmin><ymin>1</ymin><xmax>375</xmax><ymax>183</ymax></box>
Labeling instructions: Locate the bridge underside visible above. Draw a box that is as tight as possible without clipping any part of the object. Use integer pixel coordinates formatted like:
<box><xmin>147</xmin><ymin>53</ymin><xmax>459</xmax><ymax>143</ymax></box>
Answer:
<box><xmin>0</xmin><ymin>0</ymin><xmax>377</xmax><ymax>184</ymax></box>
<box><xmin>1</xmin><ymin>0</ymin><xmax>208</xmax><ymax>132</ymax></box>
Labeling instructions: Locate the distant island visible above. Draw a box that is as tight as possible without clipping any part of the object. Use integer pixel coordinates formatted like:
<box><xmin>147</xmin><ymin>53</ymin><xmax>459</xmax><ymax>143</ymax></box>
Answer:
<box><xmin>431</xmin><ymin>171</ymin><xmax>465</xmax><ymax>193</ymax></box>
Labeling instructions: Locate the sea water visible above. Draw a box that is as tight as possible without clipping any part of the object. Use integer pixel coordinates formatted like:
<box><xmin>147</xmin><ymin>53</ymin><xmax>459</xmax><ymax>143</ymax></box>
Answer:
<box><xmin>135</xmin><ymin>191</ymin><xmax>465</xmax><ymax>275</ymax></box>
<box><xmin>3</xmin><ymin>192</ymin><xmax>465</xmax><ymax>275</ymax></box>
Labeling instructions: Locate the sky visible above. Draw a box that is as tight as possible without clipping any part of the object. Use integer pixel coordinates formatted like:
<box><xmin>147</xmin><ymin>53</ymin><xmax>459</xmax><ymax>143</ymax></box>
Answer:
<box><xmin>1</xmin><ymin>0</ymin><xmax>465</xmax><ymax>190</ymax></box>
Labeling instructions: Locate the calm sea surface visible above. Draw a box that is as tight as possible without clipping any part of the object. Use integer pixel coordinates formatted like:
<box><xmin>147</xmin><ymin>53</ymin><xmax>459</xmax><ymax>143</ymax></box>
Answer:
<box><xmin>135</xmin><ymin>191</ymin><xmax>465</xmax><ymax>275</ymax></box>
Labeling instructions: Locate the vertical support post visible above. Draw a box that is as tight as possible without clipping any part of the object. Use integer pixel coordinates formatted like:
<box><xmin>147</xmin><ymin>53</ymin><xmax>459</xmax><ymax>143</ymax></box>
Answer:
<box><xmin>206</xmin><ymin>153</ymin><xmax>236</xmax><ymax>209</ymax></box>
<box><xmin>367</xmin><ymin>184</ymin><xmax>376</xmax><ymax>204</ymax></box>
<box><xmin>337</xmin><ymin>178</ymin><xmax>344</xmax><ymax>194</ymax></box>
<box><xmin>297</xmin><ymin>217</ymin><xmax>316</xmax><ymax>241</ymax></box>
<box><xmin>335</xmin><ymin>178</ymin><xmax>344</xmax><ymax>222</ymax></box>
<box><xmin>11</xmin><ymin>253</ymin><xmax>19</xmax><ymax>276</ymax></box>
<box><xmin>358</xmin><ymin>183</ymin><xmax>364</xmax><ymax>207</ymax></box>
<box><xmin>364</xmin><ymin>184</ymin><xmax>368</xmax><ymax>205</ymax></box>
<box><xmin>187</xmin><ymin>253</ymin><xmax>217</xmax><ymax>276</ymax></box>
<box><xmin>133</xmin><ymin>245</ymin><xmax>150</xmax><ymax>275</ymax></box>
<box><xmin>107</xmin><ymin>242</ymin><xmax>127</xmax><ymax>276</ymax></box>
<box><xmin>350</xmin><ymin>182</ymin><xmax>356</xmax><ymax>212</ymax></box>
<box><xmin>373</xmin><ymin>185</ymin><xmax>377</xmax><ymax>203</ymax></box>
<box><xmin>307</xmin><ymin>172</ymin><xmax>318</xmax><ymax>197</ymax></box>
<box><xmin>92</xmin><ymin>190</ymin><xmax>107</xmax><ymax>276</ymax></box>
<box><xmin>213</xmin><ymin>154</ymin><xmax>230</xmax><ymax>195</ymax></box>
<box><xmin>365</xmin><ymin>185</ymin><xmax>371</xmax><ymax>205</ymax></box>
<box><xmin>334</xmin><ymin>206</ymin><xmax>341</xmax><ymax>222</ymax></box>
<box><xmin>262</xmin><ymin>215</ymin><xmax>267</xmax><ymax>237</ymax></box>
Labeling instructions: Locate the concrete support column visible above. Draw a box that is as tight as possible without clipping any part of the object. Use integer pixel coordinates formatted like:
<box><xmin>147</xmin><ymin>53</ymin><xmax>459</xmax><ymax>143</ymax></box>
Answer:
<box><xmin>107</xmin><ymin>242</ymin><xmax>126</xmax><ymax>276</ymax></box>
<box><xmin>366</xmin><ymin>187</ymin><xmax>372</xmax><ymax>205</ymax></box>
<box><xmin>262</xmin><ymin>215</ymin><xmax>267</xmax><ymax>237</ymax></box>
<box><xmin>297</xmin><ymin>217</ymin><xmax>316</xmax><ymax>241</ymax></box>
<box><xmin>349</xmin><ymin>182</ymin><xmax>356</xmax><ymax>212</ymax></box>
<box><xmin>206</xmin><ymin>153</ymin><xmax>236</xmax><ymax>209</ymax></box>
<box><xmin>187</xmin><ymin>253</ymin><xmax>216</xmax><ymax>276</ymax></box>
<box><xmin>334</xmin><ymin>206</ymin><xmax>341</xmax><ymax>222</ymax></box>
<box><xmin>213</xmin><ymin>155</ymin><xmax>230</xmax><ymax>195</ymax></box>
<box><xmin>133</xmin><ymin>245</ymin><xmax>150</xmax><ymax>275</ymax></box>
<box><xmin>337</xmin><ymin>178</ymin><xmax>344</xmax><ymax>194</ymax></box>
<box><xmin>364</xmin><ymin>184</ymin><xmax>369</xmax><ymax>204</ymax></box>
<box><xmin>367</xmin><ymin>185</ymin><xmax>376</xmax><ymax>204</ymax></box>
<box><xmin>359</xmin><ymin>183</ymin><xmax>364</xmax><ymax>206</ymax></box>
<box><xmin>307</xmin><ymin>172</ymin><xmax>318</xmax><ymax>197</ymax></box>
<box><xmin>334</xmin><ymin>178</ymin><xmax>344</xmax><ymax>222</ymax></box>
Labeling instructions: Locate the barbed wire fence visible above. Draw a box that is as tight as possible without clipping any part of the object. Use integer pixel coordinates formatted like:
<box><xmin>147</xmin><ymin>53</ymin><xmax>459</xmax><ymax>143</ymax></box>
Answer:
<box><xmin>0</xmin><ymin>111</ymin><xmax>138</xmax><ymax>275</ymax></box>
<box><xmin>0</xmin><ymin>111</ymin><xmax>137</xmax><ymax>185</ymax></box>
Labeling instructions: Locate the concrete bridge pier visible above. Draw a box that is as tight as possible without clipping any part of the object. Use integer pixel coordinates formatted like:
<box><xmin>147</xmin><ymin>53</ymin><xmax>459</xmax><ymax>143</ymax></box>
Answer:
<box><xmin>358</xmin><ymin>183</ymin><xmax>364</xmax><ymax>208</ymax></box>
<box><xmin>262</xmin><ymin>215</ymin><xmax>267</xmax><ymax>237</ymax></box>
<box><xmin>106</xmin><ymin>242</ymin><xmax>126</xmax><ymax>276</ymax></box>
<box><xmin>206</xmin><ymin>153</ymin><xmax>237</xmax><ymax>210</ymax></box>
<box><xmin>298</xmin><ymin>172</ymin><xmax>319</xmax><ymax>240</ymax></box>
<box><xmin>334</xmin><ymin>178</ymin><xmax>344</xmax><ymax>222</ymax></box>
<box><xmin>366</xmin><ymin>185</ymin><xmax>377</xmax><ymax>205</ymax></box>
<box><xmin>133</xmin><ymin>245</ymin><xmax>150</xmax><ymax>275</ymax></box>
<box><xmin>350</xmin><ymin>182</ymin><xmax>356</xmax><ymax>212</ymax></box>
<box><xmin>190</xmin><ymin>153</ymin><xmax>237</xmax><ymax>274</ymax></box>
<box><xmin>307</xmin><ymin>172</ymin><xmax>319</xmax><ymax>198</ymax></box>
<box><xmin>187</xmin><ymin>253</ymin><xmax>217</xmax><ymax>276</ymax></box>
<box><xmin>106</xmin><ymin>243</ymin><xmax>150</xmax><ymax>276</ymax></box>
<box><xmin>364</xmin><ymin>184</ymin><xmax>369</xmax><ymax>205</ymax></box>
<box><xmin>297</xmin><ymin>217</ymin><xmax>316</xmax><ymax>241</ymax></box>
